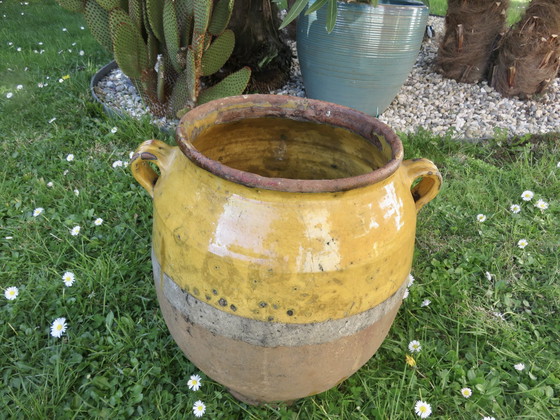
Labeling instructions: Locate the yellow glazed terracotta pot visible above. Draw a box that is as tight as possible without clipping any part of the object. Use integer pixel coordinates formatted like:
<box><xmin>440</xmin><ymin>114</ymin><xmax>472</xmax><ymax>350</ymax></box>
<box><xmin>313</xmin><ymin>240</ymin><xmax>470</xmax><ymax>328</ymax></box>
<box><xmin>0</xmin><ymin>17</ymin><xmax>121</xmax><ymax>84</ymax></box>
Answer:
<box><xmin>130</xmin><ymin>94</ymin><xmax>442</xmax><ymax>405</ymax></box>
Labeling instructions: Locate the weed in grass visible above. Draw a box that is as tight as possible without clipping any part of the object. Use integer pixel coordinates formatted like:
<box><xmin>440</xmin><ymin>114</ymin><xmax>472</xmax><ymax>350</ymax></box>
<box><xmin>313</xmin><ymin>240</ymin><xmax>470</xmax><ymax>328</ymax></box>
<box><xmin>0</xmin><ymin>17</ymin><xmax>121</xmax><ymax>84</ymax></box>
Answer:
<box><xmin>1</xmin><ymin>1</ymin><xmax>559</xmax><ymax>419</ymax></box>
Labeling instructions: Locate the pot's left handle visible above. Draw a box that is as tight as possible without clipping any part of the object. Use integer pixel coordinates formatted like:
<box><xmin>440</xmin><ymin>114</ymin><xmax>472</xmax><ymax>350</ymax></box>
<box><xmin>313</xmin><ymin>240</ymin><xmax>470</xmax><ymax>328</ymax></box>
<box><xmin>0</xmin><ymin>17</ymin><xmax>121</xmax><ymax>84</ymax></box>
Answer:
<box><xmin>130</xmin><ymin>140</ymin><xmax>175</xmax><ymax>198</ymax></box>
<box><xmin>402</xmin><ymin>158</ymin><xmax>443</xmax><ymax>211</ymax></box>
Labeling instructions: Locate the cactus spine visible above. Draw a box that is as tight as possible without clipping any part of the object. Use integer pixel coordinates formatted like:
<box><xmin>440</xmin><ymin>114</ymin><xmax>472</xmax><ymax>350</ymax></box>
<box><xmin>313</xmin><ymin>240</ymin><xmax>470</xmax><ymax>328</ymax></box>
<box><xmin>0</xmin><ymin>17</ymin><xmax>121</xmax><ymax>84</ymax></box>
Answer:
<box><xmin>56</xmin><ymin>0</ymin><xmax>250</xmax><ymax>117</ymax></box>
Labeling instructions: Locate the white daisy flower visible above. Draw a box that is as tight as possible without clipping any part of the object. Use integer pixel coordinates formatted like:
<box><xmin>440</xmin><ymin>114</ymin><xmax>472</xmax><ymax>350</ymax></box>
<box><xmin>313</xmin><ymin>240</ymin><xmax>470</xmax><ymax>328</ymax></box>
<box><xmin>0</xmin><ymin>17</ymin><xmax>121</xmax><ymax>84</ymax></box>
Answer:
<box><xmin>74</xmin><ymin>189</ymin><xmax>79</xmax><ymax>196</ymax></box>
<box><xmin>485</xmin><ymin>271</ymin><xmax>492</xmax><ymax>281</ymax></box>
<box><xmin>16</xmin><ymin>84</ymin><xmax>23</xmax><ymax>90</ymax></box>
<box><xmin>535</xmin><ymin>199</ymin><xmax>548</xmax><ymax>211</ymax></box>
<box><xmin>62</xmin><ymin>271</ymin><xmax>75</xmax><ymax>287</ymax></box>
<box><xmin>94</xmin><ymin>218</ymin><xmax>103</xmax><ymax>226</ymax></box>
<box><xmin>514</xmin><ymin>363</ymin><xmax>525</xmax><ymax>371</ymax></box>
<box><xmin>407</xmin><ymin>273</ymin><xmax>415</xmax><ymax>287</ymax></box>
<box><xmin>110</xmin><ymin>127</ymin><xmax>118</xmax><ymax>134</ymax></box>
<box><xmin>403</xmin><ymin>288</ymin><xmax>409</xmax><ymax>299</ymax></box>
<box><xmin>421</xmin><ymin>299</ymin><xmax>431</xmax><ymax>307</ymax></box>
<box><xmin>408</xmin><ymin>340</ymin><xmax>421</xmax><ymax>353</ymax></box>
<box><xmin>66</xmin><ymin>153</ymin><xmax>74</xmax><ymax>162</ymax></box>
<box><xmin>517</xmin><ymin>239</ymin><xmax>528</xmax><ymax>249</ymax></box>
<box><xmin>476</xmin><ymin>214</ymin><xmax>487</xmax><ymax>222</ymax></box>
<box><xmin>460</xmin><ymin>387</ymin><xmax>472</xmax><ymax>398</ymax></box>
<box><xmin>414</xmin><ymin>400</ymin><xmax>432</xmax><ymax>418</ymax></box>
<box><xmin>5</xmin><ymin>286</ymin><xmax>19</xmax><ymax>300</ymax></box>
<box><xmin>62</xmin><ymin>27</ymin><xmax>67</xmax><ymax>32</ymax></box>
<box><xmin>50</xmin><ymin>318</ymin><xmax>67</xmax><ymax>338</ymax></box>
<box><xmin>188</xmin><ymin>374</ymin><xmax>202</xmax><ymax>391</ymax></box>
<box><xmin>192</xmin><ymin>400</ymin><xmax>206</xmax><ymax>417</ymax></box>
<box><xmin>557</xmin><ymin>162</ymin><xmax>560</xmax><ymax>168</ymax></box>
<box><xmin>47</xmin><ymin>181</ymin><xmax>54</xmax><ymax>188</ymax></box>
<box><xmin>70</xmin><ymin>226</ymin><xmax>81</xmax><ymax>236</ymax></box>
<box><xmin>510</xmin><ymin>204</ymin><xmax>521</xmax><ymax>214</ymax></box>
<box><xmin>79</xmin><ymin>50</ymin><xmax>84</xmax><ymax>56</ymax></box>
<box><xmin>6</xmin><ymin>92</ymin><xmax>13</xmax><ymax>98</ymax></box>
<box><xmin>112</xmin><ymin>160</ymin><xmax>123</xmax><ymax>168</ymax></box>
<box><xmin>33</xmin><ymin>207</ymin><xmax>44</xmax><ymax>217</ymax></box>
<box><xmin>521</xmin><ymin>190</ymin><xmax>534</xmax><ymax>201</ymax></box>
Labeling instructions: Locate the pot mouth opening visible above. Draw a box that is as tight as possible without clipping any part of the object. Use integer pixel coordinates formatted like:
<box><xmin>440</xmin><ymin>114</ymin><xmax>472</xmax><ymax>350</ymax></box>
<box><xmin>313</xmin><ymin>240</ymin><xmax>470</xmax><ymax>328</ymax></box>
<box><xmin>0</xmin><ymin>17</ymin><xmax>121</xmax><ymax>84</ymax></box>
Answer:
<box><xmin>176</xmin><ymin>95</ymin><xmax>403</xmax><ymax>193</ymax></box>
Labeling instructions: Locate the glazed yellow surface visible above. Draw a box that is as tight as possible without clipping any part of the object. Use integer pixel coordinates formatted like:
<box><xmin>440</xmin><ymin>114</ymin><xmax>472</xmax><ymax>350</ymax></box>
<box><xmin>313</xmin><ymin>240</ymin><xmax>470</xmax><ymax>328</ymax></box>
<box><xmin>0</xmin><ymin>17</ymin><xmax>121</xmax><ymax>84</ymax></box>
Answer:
<box><xmin>148</xmin><ymin>147</ymin><xmax>420</xmax><ymax>323</ymax></box>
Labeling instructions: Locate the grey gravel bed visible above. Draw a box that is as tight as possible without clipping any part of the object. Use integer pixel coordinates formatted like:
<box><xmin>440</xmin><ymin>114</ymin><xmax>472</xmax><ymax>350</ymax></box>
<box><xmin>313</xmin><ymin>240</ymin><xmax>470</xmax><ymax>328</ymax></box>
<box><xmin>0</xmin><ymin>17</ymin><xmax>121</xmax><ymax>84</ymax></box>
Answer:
<box><xmin>94</xmin><ymin>16</ymin><xmax>560</xmax><ymax>139</ymax></box>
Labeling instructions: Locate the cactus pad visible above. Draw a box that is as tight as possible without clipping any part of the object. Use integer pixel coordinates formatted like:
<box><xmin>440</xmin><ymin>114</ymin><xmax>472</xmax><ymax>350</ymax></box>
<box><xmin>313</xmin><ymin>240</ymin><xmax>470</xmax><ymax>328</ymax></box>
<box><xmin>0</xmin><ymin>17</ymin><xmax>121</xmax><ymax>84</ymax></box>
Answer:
<box><xmin>128</xmin><ymin>0</ymin><xmax>143</xmax><ymax>29</ymax></box>
<box><xmin>201</xmin><ymin>29</ymin><xmax>235</xmax><ymax>76</ymax></box>
<box><xmin>194</xmin><ymin>0</ymin><xmax>212</xmax><ymax>35</ymax></box>
<box><xmin>146</xmin><ymin>0</ymin><xmax>165</xmax><ymax>42</ymax></box>
<box><xmin>197</xmin><ymin>67</ymin><xmax>251</xmax><ymax>105</ymax></box>
<box><xmin>94</xmin><ymin>0</ymin><xmax>121</xmax><ymax>11</ymax></box>
<box><xmin>163</xmin><ymin>0</ymin><xmax>181</xmax><ymax>72</ymax></box>
<box><xmin>110</xmin><ymin>8</ymin><xmax>149</xmax><ymax>79</ymax></box>
<box><xmin>169</xmin><ymin>70</ymin><xmax>192</xmax><ymax>116</ymax></box>
<box><xmin>208</xmin><ymin>0</ymin><xmax>234</xmax><ymax>36</ymax></box>
<box><xmin>55</xmin><ymin>0</ymin><xmax>85</xmax><ymax>13</ymax></box>
<box><xmin>84</xmin><ymin>0</ymin><xmax>113</xmax><ymax>52</ymax></box>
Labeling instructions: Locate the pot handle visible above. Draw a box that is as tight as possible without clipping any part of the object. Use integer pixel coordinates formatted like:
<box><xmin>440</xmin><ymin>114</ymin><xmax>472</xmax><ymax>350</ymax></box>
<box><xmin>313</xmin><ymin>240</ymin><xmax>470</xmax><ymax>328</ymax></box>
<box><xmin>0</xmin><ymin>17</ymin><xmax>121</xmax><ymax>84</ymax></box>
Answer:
<box><xmin>402</xmin><ymin>158</ymin><xmax>442</xmax><ymax>211</ymax></box>
<box><xmin>130</xmin><ymin>139</ymin><xmax>175</xmax><ymax>198</ymax></box>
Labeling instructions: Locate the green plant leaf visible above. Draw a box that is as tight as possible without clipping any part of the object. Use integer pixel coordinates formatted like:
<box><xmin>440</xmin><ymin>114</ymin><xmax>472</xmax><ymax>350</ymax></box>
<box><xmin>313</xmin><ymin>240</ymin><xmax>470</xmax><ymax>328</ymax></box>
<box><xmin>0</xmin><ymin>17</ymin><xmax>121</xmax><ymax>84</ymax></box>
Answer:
<box><xmin>305</xmin><ymin>0</ymin><xmax>327</xmax><ymax>15</ymax></box>
<box><xmin>279</xmin><ymin>0</ymin><xmax>308</xmax><ymax>30</ymax></box>
<box><xmin>325</xmin><ymin>0</ymin><xmax>337</xmax><ymax>33</ymax></box>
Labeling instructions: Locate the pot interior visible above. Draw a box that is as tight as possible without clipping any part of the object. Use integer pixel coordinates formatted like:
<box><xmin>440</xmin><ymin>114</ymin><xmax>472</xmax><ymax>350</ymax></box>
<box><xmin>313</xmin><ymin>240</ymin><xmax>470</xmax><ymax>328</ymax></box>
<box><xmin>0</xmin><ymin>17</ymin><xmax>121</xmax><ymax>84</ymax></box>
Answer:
<box><xmin>191</xmin><ymin>117</ymin><xmax>393</xmax><ymax>181</ymax></box>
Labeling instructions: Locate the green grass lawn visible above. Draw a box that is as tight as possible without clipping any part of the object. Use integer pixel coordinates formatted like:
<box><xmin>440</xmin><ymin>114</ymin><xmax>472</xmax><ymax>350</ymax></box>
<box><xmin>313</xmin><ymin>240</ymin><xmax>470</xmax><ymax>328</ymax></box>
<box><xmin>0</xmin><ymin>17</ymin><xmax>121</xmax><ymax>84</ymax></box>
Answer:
<box><xmin>428</xmin><ymin>0</ymin><xmax>530</xmax><ymax>24</ymax></box>
<box><xmin>1</xmin><ymin>1</ymin><xmax>559</xmax><ymax>419</ymax></box>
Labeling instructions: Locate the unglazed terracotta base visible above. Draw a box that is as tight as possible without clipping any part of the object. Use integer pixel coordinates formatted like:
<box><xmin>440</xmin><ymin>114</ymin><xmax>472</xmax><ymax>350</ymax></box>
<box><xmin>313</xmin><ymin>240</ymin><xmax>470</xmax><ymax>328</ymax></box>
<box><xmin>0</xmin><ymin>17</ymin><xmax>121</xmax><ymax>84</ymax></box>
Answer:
<box><xmin>153</xmin><ymin>252</ymin><xmax>405</xmax><ymax>404</ymax></box>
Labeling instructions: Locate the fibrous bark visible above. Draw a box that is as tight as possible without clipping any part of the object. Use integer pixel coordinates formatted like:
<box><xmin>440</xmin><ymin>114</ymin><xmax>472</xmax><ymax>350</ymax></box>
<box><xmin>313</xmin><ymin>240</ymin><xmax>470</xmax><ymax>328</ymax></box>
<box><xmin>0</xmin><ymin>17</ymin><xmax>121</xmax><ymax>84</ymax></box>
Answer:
<box><xmin>491</xmin><ymin>0</ymin><xmax>560</xmax><ymax>98</ymax></box>
<box><xmin>437</xmin><ymin>0</ymin><xmax>509</xmax><ymax>83</ymax></box>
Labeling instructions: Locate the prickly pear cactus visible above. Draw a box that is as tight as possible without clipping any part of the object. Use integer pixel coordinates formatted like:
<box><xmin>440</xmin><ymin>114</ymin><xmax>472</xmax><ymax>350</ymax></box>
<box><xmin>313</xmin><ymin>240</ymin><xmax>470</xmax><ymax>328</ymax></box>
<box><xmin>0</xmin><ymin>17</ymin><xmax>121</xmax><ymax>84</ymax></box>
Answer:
<box><xmin>55</xmin><ymin>0</ymin><xmax>251</xmax><ymax>118</ymax></box>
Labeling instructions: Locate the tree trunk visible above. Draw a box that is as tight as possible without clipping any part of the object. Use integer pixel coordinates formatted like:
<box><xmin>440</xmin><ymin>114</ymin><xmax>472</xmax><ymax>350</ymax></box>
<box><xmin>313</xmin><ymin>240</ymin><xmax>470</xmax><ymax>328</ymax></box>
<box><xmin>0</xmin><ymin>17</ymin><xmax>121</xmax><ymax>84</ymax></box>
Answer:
<box><xmin>490</xmin><ymin>0</ymin><xmax>560</xmax><ymax>98</ymax></box>
<box><xmin>226</xmin><ymin>0</ymin><xmax>292</xmax><ymax>92</ymax></box>
<box><xmin>437</xmin><ymin>0</ymin><xmax>509</xmax><ymax>83</ymax></box>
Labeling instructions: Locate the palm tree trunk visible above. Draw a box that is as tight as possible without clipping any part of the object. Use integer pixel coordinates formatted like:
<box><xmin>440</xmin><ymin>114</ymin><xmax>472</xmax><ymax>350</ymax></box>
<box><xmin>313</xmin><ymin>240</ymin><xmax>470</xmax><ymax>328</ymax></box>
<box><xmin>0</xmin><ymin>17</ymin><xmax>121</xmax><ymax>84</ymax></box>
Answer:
<box><xmin>227</xmin><ymin>0</ymin><xmax>292</xmax><ymax>92</ymax></box>
<box><xmin>490</xmin><ymin>0</ymin><xmax>560</xmax><ymax>98</ymax></box>
<box><xmin>437</xmin><ymin>0</ymin><xmax>509</xmax><ymax>83</ymax></box>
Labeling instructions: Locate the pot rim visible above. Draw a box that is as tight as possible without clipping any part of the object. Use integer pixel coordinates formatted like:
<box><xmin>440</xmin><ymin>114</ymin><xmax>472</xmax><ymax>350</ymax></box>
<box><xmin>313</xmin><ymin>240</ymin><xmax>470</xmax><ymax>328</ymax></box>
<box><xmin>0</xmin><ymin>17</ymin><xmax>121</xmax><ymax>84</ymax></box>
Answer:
<box><xmin>175</xmin><ymin>94</ymin><xmax>403</xmax><ymax>193</ymax></box>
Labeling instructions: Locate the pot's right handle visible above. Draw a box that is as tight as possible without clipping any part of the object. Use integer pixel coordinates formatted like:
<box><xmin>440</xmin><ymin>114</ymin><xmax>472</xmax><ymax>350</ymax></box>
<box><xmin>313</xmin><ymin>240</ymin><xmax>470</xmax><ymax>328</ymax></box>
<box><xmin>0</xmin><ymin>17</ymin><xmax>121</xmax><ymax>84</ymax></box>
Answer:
<box><xmin>402</xmin><ymin>158</ymin><xmax>443</xmax><ymax>211</ymax></box>
<box><xmin>130</xmin><ymin>140</ymin><xmax>175</xmax><ymax>198</ymax></box>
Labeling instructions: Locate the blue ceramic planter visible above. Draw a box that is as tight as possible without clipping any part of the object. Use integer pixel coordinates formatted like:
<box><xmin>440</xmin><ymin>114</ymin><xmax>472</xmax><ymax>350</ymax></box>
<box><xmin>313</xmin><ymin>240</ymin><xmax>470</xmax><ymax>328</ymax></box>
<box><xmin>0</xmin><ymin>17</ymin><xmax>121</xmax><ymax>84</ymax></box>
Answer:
<box><xmin>296</xmin><ymin>0</ymin><xmax>429</xmax><ymax>116</ymax></box>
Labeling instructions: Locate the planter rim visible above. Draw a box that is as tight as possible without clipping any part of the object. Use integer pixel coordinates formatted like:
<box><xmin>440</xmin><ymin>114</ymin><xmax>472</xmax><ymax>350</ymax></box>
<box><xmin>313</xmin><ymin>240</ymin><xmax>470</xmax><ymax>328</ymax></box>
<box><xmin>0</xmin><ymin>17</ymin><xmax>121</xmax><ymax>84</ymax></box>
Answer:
<box><xmin>330</xmin><ymin>0</ymin><xmax>428</xmax><ymax>9</ymax></box>
<box><xmin>176</xmin><ymin>94</ymin><xmax>404</xmax><ymax>194</ymax></box>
